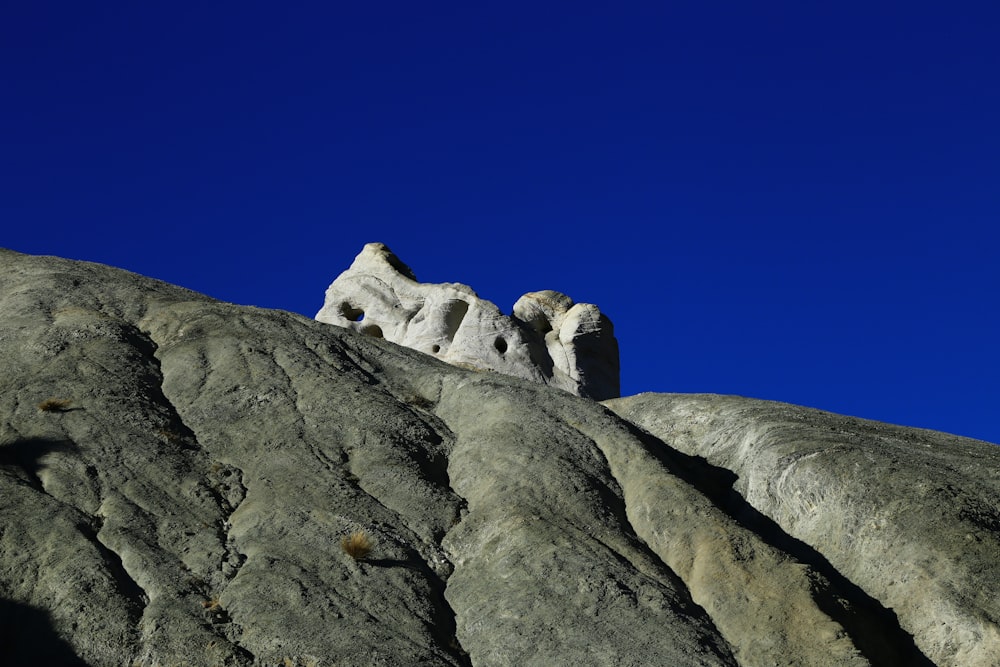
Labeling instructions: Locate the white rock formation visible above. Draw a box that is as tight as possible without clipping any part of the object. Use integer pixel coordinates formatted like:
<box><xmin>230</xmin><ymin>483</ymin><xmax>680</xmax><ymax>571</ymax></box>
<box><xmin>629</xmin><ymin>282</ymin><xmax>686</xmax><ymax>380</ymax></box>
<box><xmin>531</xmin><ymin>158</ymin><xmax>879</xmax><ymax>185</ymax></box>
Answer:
<box><xmin>315</xmin><ymin>243</ymin><xmax>620</xmax><ymax>399</ymax></box>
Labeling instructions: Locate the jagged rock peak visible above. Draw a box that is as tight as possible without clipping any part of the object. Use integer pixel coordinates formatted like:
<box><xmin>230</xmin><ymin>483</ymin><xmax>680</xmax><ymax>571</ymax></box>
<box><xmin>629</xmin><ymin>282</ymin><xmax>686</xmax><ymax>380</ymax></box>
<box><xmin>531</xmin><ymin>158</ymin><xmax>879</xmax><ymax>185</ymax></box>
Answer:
<box><xmin>315</xmin><ymin>242</ymin><xmax>621</xmax><ymax>400</ymax></box>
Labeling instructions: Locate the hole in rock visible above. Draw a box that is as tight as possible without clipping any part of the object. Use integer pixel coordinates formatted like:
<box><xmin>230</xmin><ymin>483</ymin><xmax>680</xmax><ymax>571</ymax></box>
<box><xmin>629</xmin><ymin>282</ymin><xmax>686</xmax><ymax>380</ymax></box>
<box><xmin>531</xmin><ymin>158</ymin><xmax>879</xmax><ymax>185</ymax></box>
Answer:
<box><xmin>339</xmin><ymin>303</ymin><xmax>365</xmax><ymax>322</ymax></box>
<box><xmin>494</xmin><ymin>336</ymin><xmax>508</xmax><ymax>354</ymax></box>
<box><xmin>431</xmin><ymin>344</ymin><xmax>441</xmax><ymax>353</ymax></box>
<box><xmin>442</xmin><ymin>300</ymin><xmax>470</xmax><ymax>341</ymax></box>
<box><xmin>361</xmin><ymin>324</ymin><xmax>383</xmax><ymax>338</ymax></box>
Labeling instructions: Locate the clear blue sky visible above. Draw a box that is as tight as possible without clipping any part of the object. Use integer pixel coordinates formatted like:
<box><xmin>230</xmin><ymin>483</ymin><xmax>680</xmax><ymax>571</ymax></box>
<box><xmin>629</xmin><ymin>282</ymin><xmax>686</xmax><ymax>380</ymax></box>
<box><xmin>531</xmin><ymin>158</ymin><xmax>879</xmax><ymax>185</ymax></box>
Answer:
<box><xmin>3</xmin><ymin>3</ymin><xmax>998</xmax><ymax>444</ymax></box>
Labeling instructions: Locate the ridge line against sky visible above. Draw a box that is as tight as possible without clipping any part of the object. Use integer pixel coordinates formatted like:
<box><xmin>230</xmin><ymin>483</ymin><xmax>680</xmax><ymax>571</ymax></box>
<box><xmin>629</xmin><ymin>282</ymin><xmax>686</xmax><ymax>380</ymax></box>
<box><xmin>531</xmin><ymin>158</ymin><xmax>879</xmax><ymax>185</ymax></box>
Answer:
<box><xmin>2</xmin><ymin>2</ymin><xmax>998</xmax><ymax>444</ymax></box>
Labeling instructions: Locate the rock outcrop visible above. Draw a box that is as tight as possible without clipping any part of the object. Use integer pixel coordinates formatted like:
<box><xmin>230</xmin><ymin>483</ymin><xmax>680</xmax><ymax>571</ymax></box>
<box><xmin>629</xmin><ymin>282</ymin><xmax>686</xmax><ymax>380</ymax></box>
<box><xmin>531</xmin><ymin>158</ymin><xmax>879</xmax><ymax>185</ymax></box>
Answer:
<box><xmin>604</xmin><ymin>393</ymin><xmax>1000</xmax><ymax>667</ymax></box>
<box><xmin>1</xmin><ymin>247</ymin><xmax>998</xmax><ymax>666</ymax></box>
<box><xmin>315</xmin><ymin>243</ymin><xmax>620</xmax><ymax>400</ymax></box>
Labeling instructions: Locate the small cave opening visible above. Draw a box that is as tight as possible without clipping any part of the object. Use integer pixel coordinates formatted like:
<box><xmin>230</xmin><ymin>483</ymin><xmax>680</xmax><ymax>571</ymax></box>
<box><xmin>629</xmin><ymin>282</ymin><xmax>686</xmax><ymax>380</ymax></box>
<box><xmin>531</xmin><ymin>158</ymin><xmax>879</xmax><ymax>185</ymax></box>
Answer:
<box><xmin>431</xmin><ymin>344</ymin><xmax>441</xmax><ymax>354</ymax></box>
<box><xmin>493</xmin><ymin>335</ymin><xmax>508</xmax><ymax>355</ymax></box>
<box><xmin>338</xmin><ymin>302</ymin><xmax>365</xmax><ymax>322</ymax></box>
<box><xmin>360</xmin><ymin>324</ymin><xmax>384</xmax><ymax>338</ymax></box>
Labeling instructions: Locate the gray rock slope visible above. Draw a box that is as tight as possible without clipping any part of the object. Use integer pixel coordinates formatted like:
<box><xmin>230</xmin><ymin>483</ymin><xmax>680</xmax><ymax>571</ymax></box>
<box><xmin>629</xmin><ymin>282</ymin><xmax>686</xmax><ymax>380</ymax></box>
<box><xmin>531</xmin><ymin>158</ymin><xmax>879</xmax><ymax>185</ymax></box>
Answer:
<box><xmin>0</xmin><ymin>248</ymin><xmax>997</xmax><ymax>666</ymax></box>
<box><xmin>605</xmin><ymin>394</ymin><xmax>1000</xmax><ymax>667</ymax></box>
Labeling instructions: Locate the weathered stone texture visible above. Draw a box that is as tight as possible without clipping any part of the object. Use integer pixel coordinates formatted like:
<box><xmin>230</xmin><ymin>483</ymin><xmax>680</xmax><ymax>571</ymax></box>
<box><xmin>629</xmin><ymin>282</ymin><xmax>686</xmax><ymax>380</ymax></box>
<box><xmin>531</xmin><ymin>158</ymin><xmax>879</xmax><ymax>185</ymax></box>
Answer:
<box><xmin>1</xmin><ymin>248</ymin><xmax>997</xmax><ymax>666</ymax></box>
<box><xmin>605</xmin><ymin>393</ymin><xmax>1000</xmax><ymax>667</ymax></box>
<box><xmin>315</xmin><ymin>243</ymin><xmax>620</xmax><ymax>400</ymax></box>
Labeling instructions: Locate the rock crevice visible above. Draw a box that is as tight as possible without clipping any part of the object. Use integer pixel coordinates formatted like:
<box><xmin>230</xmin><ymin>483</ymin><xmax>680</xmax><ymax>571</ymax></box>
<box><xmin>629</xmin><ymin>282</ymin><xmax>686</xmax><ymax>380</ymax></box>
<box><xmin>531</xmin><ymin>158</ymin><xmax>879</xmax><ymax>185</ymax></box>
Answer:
<box><xmin>605</xmin><ymin>393</ymin><xmax>1000</xmax><ymax>667</ymax></box>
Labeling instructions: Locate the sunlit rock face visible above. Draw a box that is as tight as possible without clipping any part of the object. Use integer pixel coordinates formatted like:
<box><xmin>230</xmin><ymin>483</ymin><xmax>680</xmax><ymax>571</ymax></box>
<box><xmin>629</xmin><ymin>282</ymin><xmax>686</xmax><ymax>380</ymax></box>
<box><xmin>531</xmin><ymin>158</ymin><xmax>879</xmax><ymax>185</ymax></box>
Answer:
<box><xmin>315</xmin><ymin>243</ymin><xmax>620</xmax><ymax>400</ymax></box>
<box><xmin>2</xmin><ymin>248</ymin><xmax>998</xmax><ymax>666</ymax></box>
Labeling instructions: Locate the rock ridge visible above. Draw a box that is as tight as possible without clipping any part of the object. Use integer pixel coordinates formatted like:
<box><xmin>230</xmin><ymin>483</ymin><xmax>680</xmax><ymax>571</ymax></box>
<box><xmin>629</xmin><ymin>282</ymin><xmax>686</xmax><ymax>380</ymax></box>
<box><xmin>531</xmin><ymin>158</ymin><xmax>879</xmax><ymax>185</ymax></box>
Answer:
<box><xmin>315</xmin><ymin>242</ymin><xmax>620</xmax><ymax>400</ymax></box>
<box><xmin>0</xmin><ymin>247</ymin><xmax>997</xmax><ymax>666</ymax></box>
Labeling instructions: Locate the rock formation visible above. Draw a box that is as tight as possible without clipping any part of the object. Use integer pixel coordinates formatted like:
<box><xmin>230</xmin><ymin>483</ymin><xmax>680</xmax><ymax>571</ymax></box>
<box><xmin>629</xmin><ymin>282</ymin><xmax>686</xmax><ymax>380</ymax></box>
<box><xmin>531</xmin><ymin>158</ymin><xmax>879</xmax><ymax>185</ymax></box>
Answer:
<box><xmin>604</xmin><ymin>393</ymin><xmax>1000</xmax><ymax>667</ymax></box>
<box><xmin>1</xmin><ymin>247</ymin><xmax>998</xmax><ymax>666</ymax></box>
<box><xmin>315</xmin><ymin>243</ymin><xmax>620</xmax><ymax>400</ymax></box>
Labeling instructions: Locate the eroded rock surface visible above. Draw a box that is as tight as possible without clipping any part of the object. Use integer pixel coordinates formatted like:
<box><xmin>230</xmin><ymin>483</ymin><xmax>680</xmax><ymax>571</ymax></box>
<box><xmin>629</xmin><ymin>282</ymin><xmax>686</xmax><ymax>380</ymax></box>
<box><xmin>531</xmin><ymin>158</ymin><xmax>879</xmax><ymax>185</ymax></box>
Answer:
<box><xmin>605</xmin><ymin>393</ymin><xmax>1000</xmax><ymax>667</ymax></box>
<box><xmin>315</xmin><ymin>243</ymin><xmax>620</xmax><ymax>400</ymax></box>
<box><xmin>1</xmin><ymin>248</ymin><xmax>997</xmax><ymax>666</ymax></box>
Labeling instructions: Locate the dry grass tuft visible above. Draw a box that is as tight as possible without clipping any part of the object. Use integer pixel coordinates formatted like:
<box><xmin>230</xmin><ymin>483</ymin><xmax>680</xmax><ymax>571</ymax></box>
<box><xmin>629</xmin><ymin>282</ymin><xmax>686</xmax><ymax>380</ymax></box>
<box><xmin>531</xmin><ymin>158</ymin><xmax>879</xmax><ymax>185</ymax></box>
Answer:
<box><xmin>37</xmin><ymin>398</ymin><xmax>73</xmax><ymax>412</ymax></box>
<box><xmin>340</xmin><ymin>530</ymin><xmax>373</xmax><ymax>561</ymax></box>
<box><xmin>157</xmin><ymin>427</ymin><xmax>186</xmax><ymax>444</ymax></box>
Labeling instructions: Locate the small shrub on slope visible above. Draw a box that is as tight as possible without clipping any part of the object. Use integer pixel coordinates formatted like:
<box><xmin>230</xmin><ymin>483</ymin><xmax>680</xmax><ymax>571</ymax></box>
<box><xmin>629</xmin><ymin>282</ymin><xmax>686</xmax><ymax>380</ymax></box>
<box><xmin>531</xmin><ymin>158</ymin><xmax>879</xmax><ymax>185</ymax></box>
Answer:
<box><xmin>341</xmin><ymin>530</ymin><xmax>373</xmax><ymax>561</ymax></box>
<box><xmin>37</xmin><ymin>398</ymin><xmax>72</xmax><ymax>412</ymax></box>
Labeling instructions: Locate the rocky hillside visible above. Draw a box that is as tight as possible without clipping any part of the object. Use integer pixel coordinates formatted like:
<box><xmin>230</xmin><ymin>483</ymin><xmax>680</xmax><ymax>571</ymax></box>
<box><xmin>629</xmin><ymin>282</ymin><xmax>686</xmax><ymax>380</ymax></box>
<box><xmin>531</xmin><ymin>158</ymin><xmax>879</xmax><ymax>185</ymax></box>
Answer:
<box><xmin>1</xmin><ymin>248</ymin><xmax>997</xmax><ymax>666</ymax></box>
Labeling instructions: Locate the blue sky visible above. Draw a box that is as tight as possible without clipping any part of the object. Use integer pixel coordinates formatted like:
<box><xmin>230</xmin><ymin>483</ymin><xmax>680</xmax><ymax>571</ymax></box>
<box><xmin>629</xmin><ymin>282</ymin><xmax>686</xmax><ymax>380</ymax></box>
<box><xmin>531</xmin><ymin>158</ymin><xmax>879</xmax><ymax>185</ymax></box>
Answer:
<box><xmin>3</xmin><ymin>3</ymin><xmax>998</xmax><ymax>444</ymax></box>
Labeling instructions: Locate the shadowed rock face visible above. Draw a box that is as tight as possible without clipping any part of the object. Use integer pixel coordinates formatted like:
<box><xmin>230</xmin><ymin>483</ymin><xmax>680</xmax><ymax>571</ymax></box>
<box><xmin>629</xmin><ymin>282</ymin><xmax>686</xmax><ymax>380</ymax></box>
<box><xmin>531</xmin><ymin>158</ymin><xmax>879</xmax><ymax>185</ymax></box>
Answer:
<box><xmin>1</xmin><ymin>247</ymin><xmax>997</xmax><ymax>666</ymax></box>
<box><xmin>315</xmin><ymin>243</ymin><xmax>620</xmax><ymax>400</ymax></box>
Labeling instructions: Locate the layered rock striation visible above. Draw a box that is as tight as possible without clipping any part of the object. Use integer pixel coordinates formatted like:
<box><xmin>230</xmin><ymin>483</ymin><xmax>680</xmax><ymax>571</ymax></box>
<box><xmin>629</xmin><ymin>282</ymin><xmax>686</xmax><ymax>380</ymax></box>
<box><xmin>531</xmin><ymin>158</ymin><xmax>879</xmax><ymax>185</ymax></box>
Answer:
<box><xmin>315</xmin><ymin>243</ymin><xmax>620</xmax><ymax>400</ymax></box>
<box><xmin>605</xmin><ymin>393</ymin><xmax>1000</xmax><ymax>667</ymax></box>
<box><xmin>0</xmin><ymin>247</ymin><xmax>997</xmax><ymax>666</ymax></box>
